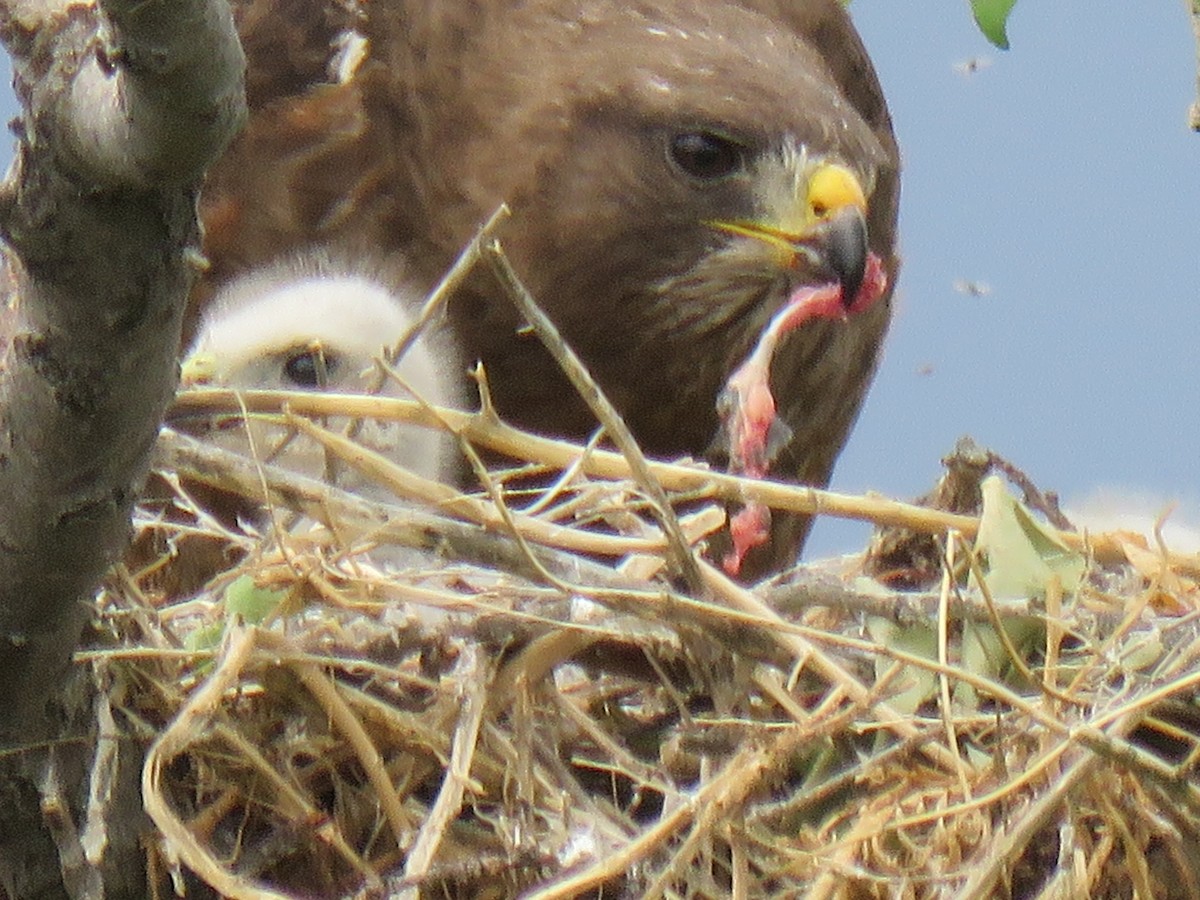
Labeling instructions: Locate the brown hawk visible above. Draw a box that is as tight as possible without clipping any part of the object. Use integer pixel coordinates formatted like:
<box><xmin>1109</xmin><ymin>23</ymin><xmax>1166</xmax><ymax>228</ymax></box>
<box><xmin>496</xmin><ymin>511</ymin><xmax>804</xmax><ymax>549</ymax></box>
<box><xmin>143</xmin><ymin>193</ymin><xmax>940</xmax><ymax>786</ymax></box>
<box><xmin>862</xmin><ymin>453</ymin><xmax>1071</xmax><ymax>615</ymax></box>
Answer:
<box><xmin>193</xmin><ymin>0</ymin><xmax>900</xmax><ymax>577</ymax></box>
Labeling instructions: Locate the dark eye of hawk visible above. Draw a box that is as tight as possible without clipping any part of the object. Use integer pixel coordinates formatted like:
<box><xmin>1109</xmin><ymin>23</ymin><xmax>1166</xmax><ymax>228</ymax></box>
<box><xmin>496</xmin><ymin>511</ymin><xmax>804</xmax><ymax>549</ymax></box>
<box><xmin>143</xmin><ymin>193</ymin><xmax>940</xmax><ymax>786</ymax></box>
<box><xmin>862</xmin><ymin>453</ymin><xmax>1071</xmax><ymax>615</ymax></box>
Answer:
<box><xmin>668</xmin><ymin>131</ymin><xmax>744</xmax><ymax>180</ymax></box>
<box><xmin>283</xmin><ymin>346</ymin><xmax>337</xmax><ymax>388</ymax></box>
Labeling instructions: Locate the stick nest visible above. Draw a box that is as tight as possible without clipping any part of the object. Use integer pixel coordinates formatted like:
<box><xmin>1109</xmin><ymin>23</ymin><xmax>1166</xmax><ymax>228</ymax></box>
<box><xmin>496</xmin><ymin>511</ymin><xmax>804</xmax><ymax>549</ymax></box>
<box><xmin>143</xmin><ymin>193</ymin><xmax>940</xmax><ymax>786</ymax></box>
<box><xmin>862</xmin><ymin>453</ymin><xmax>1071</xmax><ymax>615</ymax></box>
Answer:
<box><xmin>84</xmin><ymin>396</ymin><xmax>1200</xmax><ymax>900</ymax></box>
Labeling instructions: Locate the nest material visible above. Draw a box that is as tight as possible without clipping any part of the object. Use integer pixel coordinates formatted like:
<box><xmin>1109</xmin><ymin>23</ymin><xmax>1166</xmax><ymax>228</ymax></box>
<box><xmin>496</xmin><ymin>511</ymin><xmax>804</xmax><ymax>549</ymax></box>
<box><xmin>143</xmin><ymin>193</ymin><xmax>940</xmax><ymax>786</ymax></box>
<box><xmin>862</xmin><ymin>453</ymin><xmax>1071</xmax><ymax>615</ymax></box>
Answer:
<box><xmin>84</xmin><ymin>230</ymin><xmax>1200</xmax><ymax>899</ymax></box>
<box><xmin>85</xmin><ymin>387</ymin><xmax>1200</xmax><ymax>899</ymax></box>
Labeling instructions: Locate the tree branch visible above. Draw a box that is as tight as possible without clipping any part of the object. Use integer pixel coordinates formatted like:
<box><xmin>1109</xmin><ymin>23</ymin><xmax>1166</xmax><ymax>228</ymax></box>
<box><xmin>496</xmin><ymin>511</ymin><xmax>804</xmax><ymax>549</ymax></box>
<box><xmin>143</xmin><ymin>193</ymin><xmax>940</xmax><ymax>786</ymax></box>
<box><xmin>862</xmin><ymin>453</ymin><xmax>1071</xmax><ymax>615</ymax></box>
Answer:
<box><xmin>0</xmin><ymin>0</ymin><xmax>244</xmax><ymax>894</ymax></box>
<box><xmin>1191</xmin><ymin>0</ymin><xmax>1200</xmax><ymax>130</ymax></box>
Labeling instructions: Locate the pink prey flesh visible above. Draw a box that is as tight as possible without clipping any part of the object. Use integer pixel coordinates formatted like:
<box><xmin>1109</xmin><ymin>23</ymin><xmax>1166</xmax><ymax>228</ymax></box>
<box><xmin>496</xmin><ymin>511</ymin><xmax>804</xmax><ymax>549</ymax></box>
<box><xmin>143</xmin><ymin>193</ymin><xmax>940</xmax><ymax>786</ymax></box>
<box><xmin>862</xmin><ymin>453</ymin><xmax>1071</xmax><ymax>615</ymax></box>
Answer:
<box><xmin>720</xmin><ymin>252</ymin><xmax>888</xmax><ymax>575</ymax></box>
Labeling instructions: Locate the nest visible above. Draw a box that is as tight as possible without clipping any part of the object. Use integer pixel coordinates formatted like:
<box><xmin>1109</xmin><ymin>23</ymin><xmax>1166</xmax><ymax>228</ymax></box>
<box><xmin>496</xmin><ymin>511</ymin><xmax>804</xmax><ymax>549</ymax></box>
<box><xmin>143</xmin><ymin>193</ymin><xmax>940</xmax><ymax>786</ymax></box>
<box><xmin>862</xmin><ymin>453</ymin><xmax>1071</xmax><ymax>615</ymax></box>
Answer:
<box><xmin>84</xmin><ymin>387</ymin><xmax>1200</xmax><ymax>899</ymax></box>
<box><xmin>87</xmin><ymin>242</ymin><xmax>1200</xmax><ymax>898</ymax></box>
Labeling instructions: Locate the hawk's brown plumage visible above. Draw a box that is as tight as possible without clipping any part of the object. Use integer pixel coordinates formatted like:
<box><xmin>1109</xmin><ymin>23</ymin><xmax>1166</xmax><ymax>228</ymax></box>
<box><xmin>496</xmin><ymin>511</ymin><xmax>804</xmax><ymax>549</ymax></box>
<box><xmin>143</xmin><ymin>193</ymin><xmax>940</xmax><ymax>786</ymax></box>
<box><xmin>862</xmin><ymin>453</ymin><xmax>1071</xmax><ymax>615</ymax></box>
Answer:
<box><xmin>196</xmin><ymin>0</ymin><xmax>900</xmax><ymax>577</ymax></box>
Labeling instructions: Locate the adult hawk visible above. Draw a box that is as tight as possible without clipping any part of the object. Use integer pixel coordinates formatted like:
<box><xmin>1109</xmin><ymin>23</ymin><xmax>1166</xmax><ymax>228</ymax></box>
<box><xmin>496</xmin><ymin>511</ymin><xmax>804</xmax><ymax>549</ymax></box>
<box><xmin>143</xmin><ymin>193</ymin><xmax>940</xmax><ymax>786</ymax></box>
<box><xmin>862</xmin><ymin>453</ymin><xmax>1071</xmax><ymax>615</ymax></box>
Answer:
<box><xmin>195</xmin><ymin>0</ymin><xmax>900</xmax><ymax>577</ymax></box>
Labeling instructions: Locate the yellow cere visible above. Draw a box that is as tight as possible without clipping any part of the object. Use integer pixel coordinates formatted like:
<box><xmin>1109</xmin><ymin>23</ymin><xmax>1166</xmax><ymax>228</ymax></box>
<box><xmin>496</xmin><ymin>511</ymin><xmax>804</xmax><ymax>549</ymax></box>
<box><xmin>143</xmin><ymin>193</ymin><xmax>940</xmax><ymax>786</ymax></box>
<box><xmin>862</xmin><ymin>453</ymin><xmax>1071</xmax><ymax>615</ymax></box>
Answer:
<box><xmin>705</xmin><ymin>160</ymin><xmax>868</xmax><ymax>267</ymax></box>
<box><xmin>806</xmin><ymin>163</ymin><xmax>866</xmax><ymax>219</ymax></box>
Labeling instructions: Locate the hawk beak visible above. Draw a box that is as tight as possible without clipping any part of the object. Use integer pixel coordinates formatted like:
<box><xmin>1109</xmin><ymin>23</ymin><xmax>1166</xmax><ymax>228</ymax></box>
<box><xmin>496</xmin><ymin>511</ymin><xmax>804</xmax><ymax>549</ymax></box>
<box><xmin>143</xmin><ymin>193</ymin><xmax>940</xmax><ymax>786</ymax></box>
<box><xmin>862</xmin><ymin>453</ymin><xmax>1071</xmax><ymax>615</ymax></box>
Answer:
<box><xmin>820</xmin><ymin>204</ymin><xmax>868</xmax><ymax>310</ymax></box>
<box><xmin>709</xmin><ymin>161</ymin><xmax>871</xmax><ymax>308</ymax></box>
<box><xmin>793</xmin><ymin>161</ymin><xmax>869</xmax><ymax>309</ymax></box>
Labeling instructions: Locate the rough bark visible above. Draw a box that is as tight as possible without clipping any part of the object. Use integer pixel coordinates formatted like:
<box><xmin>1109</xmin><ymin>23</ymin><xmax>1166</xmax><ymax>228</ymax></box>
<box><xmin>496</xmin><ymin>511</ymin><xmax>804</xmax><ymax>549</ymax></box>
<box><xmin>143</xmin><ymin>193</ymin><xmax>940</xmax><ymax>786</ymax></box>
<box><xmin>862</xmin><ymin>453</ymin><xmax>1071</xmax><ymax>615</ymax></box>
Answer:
<box><xmin>0</xmin><ymin>0</ymin><xmax>245</xmax><ymax>895</ymax></box>
<box><xmin>1190</xmin><ymin>0</ymin><xmax>1200</xmax><ymax>129</ymax></box>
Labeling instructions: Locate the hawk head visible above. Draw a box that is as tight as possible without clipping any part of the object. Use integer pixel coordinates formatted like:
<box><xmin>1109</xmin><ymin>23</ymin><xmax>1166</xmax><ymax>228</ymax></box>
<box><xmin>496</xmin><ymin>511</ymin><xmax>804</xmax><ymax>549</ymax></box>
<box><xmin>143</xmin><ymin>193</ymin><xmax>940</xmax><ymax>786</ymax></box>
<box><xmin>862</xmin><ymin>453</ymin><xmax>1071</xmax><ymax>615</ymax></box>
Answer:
<box><xmin>364</xmin><ymin>0</ymin><xmax>900</xmax><ymax>572</ymax></box>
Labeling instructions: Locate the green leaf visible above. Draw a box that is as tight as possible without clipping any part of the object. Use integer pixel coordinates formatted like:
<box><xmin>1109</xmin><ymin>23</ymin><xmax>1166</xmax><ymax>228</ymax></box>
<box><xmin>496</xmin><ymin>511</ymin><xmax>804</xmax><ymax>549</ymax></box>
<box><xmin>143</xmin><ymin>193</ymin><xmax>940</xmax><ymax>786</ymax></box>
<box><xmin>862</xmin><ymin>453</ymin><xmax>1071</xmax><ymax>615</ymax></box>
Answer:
<box><xmin>954</xmin><ymin>615</ymin><xmax>1043</xmax><ymax>705</ymax></box>
<box><xmin>973</xmin><ymin>476</ymin><xmax>1085</xmax><ymax>601</ymax></box>
<box><xmin>867</xmin><ymin>617</ymin><xmax>939</xmax><ymax>716</ymax></box>
<box><xmin>184</xmin><ymin>621</ymin><xmax>225</xmax><ymax>655</ymax></box>
<box><xmin>1121</xmin><ymin>634</ymin><xmax>1163</xmax><ymax>673</ymax></box>
<box><xmin>224</xmin><ymin>574</ymin><xmax>286</xmax><ymax>625</ymax></box>
<box><xmin>180</xmin><ymin>576</ymin><xmax>287</xmax><ymax>672</ymax></box>
<box><xmin>970</xmin><ymin>0</ymin><xmax>1017</xmax><ymax>50</ymax></box>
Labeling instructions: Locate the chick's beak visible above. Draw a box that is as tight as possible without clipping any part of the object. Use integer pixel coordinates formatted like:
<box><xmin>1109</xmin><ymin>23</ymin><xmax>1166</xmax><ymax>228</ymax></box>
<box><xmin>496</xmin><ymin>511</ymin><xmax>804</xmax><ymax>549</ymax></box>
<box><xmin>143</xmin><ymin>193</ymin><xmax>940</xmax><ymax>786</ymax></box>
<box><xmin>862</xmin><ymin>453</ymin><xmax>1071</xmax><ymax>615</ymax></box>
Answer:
<box><xmin>180</xmin><ymin>352</ymin><xmax>216</xmax><ymax>387</ymax></box>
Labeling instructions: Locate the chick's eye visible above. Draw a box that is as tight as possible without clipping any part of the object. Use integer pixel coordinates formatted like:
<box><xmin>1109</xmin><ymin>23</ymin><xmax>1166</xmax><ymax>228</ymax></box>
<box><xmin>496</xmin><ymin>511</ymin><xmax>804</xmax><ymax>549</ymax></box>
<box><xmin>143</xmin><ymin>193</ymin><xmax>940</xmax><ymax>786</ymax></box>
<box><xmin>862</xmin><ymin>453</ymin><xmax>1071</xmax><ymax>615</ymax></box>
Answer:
<box><xmin>283</xmin><ymin>348</ymin><xmax>335</xmax><ymax>388</ymax></box>
<box><xmin>668</xmin><ymin>131</ymin><xmax>744</xmax><ymax>180</ymax></box>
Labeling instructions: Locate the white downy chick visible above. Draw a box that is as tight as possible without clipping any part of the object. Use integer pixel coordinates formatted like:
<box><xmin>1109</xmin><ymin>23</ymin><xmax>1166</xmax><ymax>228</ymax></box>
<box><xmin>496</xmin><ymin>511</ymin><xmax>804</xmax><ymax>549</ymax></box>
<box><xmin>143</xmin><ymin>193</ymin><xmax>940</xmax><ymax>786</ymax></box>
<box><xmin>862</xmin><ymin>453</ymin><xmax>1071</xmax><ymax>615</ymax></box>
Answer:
<box><xmin>182</xmin><ymin>255</ymin><xmax>462</xmax><ymax>494</ymax></box>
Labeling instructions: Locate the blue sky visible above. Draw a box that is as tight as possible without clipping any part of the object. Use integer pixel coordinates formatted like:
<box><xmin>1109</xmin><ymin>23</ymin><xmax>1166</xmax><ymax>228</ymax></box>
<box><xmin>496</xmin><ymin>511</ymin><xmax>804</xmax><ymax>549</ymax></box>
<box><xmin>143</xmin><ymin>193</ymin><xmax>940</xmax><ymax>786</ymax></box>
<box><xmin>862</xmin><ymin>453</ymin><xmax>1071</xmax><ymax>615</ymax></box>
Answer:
<box><xmin>810</xmin><ymin>1</ymin><xmax>1200</xmax><ymax>554</ymax></box>
<box><xmin>1</xmin><ymin>3</ymin><xmax>1196</xmax><ymax>557</ymax></box>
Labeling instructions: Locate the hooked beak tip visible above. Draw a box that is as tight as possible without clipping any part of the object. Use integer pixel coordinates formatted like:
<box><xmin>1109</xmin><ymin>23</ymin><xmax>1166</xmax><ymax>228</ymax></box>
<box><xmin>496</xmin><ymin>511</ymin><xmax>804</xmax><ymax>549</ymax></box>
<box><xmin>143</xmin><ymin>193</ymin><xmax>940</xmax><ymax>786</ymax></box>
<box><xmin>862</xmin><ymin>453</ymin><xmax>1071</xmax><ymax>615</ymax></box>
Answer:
<box><xmin>824</xmin><ymin>207</ymin><xmax>869</xmax><ymax>309</ymax></box>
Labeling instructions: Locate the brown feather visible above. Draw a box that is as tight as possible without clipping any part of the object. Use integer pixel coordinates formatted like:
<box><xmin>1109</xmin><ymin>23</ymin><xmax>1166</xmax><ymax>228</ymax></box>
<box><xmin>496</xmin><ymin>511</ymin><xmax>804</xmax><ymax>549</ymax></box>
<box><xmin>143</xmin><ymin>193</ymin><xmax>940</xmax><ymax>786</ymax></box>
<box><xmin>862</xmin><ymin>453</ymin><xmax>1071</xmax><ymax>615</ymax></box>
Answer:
<box><xmin>195</xmin><ymin>0</ymin><xmax>901</xmax><ymax>577</ymax></box>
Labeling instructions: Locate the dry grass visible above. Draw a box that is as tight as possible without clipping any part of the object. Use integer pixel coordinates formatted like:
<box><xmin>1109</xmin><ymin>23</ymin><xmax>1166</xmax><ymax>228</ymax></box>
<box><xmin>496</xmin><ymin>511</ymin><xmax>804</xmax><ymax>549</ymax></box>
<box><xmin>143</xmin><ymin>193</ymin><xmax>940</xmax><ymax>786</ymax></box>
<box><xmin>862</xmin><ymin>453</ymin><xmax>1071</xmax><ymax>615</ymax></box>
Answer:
<box><xmin>83</xmin><ymin>234</ymin><xmax>1200</xmax><ymax>898</ymax></box>
<box><xmin>78</xmin><ymin>380</ymin><xmax>1200</xmax><ymax>899</ymax></box>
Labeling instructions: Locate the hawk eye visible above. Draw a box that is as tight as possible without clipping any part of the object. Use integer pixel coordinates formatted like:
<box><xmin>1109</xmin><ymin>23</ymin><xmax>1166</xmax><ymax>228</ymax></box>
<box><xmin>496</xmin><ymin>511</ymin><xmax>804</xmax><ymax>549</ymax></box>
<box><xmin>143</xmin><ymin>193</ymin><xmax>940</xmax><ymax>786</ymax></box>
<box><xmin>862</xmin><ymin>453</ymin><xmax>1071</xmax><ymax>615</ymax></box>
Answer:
<box><xmin>668</xmin><ymin>131</ymin><xmax>744</xmax><ymax>180</ymax></box>
<box><xmin>283</xmin><ymin>347</ymin><xmax>335</xmax><ymax>388</ymax></box>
